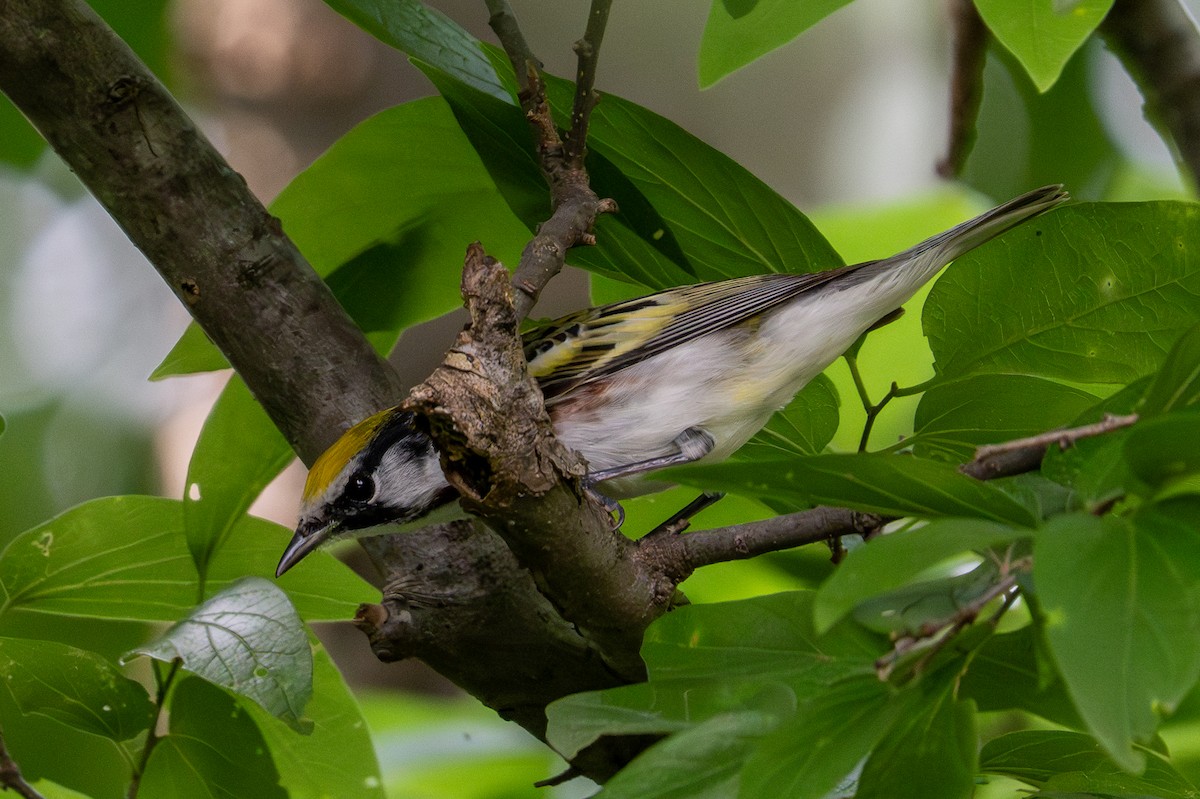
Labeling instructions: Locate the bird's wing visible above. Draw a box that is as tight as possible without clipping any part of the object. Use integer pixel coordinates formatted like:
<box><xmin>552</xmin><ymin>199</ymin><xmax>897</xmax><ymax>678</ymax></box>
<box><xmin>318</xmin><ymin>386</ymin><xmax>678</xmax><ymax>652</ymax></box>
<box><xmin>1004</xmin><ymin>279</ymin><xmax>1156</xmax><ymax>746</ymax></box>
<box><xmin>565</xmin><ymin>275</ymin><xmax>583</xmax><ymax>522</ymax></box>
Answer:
<box><xmin>523</xmin><ymin>267</ymin><xmax>862</xmax><ymax>400</ymax></box>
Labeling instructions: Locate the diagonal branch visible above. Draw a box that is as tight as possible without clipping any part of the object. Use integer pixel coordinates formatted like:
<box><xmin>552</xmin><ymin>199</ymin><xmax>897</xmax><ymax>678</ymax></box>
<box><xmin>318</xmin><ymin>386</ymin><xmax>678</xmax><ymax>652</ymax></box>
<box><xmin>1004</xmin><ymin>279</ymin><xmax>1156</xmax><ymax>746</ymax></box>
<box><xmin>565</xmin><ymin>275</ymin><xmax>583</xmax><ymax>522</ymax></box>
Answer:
<box><xmin>0</xmin><ymin>731</ymin><xmax>45</xmax><ymax>799</ymax></box>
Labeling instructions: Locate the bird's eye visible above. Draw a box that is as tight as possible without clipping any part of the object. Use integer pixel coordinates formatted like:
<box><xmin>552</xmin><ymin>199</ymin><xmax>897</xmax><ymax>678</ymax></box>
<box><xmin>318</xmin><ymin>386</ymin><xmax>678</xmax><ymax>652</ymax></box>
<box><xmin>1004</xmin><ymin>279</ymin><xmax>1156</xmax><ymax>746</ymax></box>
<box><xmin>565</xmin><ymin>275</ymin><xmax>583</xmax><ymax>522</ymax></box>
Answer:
<box><xmin>343</xmin><ymin>472</ymin><xmax>375</xmax><ymax>504</ymax></box>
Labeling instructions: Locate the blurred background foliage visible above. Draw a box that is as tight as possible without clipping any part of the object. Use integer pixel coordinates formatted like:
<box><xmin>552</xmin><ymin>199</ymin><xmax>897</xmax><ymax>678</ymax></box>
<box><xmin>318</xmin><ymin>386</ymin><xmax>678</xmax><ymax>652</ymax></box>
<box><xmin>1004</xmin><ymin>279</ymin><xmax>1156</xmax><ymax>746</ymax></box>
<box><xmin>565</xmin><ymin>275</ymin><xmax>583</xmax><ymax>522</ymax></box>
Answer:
<box><xmin>0</xmin><ymin>1</ymin><xmax>1194</xmax><ymax>796</ymax></box>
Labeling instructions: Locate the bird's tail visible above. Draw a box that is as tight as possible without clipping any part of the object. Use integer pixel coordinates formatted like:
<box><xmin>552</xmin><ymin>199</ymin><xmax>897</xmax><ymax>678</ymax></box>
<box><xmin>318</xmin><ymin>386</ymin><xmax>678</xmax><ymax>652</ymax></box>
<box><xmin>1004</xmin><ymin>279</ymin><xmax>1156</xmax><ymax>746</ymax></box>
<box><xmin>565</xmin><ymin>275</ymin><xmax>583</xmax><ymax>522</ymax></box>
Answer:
<box><xmin>855</xmin><ymin>184</ymin><xmax>1069</xmax><ymax>293</ymax></box>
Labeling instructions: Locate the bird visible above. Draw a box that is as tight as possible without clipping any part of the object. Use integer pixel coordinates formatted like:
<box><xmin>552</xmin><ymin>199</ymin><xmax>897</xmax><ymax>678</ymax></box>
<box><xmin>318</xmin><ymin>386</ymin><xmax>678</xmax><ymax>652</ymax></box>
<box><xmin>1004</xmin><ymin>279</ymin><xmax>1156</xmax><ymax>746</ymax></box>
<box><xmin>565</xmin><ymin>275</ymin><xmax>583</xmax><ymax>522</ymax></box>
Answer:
<box><xmin>276</xmin><ymin>184</ymin><xmax>1068</xmax><ymax>577</ymax></box>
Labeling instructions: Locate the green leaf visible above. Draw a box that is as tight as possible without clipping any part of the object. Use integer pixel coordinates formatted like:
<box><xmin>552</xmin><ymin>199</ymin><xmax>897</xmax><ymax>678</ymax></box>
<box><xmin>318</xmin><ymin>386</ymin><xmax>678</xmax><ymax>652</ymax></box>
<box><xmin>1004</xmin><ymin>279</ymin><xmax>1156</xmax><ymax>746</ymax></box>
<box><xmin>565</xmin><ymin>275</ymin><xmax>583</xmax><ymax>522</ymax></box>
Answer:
<box><xmin>698</xmin><ymin>0</ymin><xmax>853</xmax><ymax>88</ymax></box>
<box><xmin>149</xmin><ymin>324</ymin><xmax>228</xmax><ymax>379</ymax></box>
<box><xmin>814</xmin><ymin>518</ymin><xmax>1027</xmax><ymax>632</ymax></box>
<box><xmin>926</xmin><ymin>202</ymin><xmax>1200</xmax><ymax>384</ymax></box>
<box><xmin>546</xmin><ymin>592</ymin><xmax>882</xmax><ymax>760</ymax></box>
<box><xmin>671</xmin><ymin>453</ymin><xmax>1037</xmax><ymax>525</ymax></box>
<box><xmin>427</xmin><ymin>54</ymin><xmax>843</xmax><ymax>291</ymax></box>
<box><xmin>155</xmin><ymin>96</ymin><xmax>529</xmax><ymax>377</ymax></box>
<box><xmin>958</xmin><ymin>627</ymin><xmax>1083</xmax><ymax>728</ymax></box>
<box><xmin>0</xmin><ymin>636</ymin><xmax>153</xmax><ymax>740</ymax></box>
<box><xmin>974</xmin><ymin>0</ymin><xmax>1114</xmax><ymax>92</ymax></box>
<box><xmin>322</xmin><ymin>0</ymin><xmax>504</xmax><ymax>99</ymax></box>
<box><xmin>981</xmin><ymin>729</ymin><xmax>1199</xmax><ymax>798</ymax></box>
<box><xmin>0</xmin><ymin>496</ymin><xmax>374</xmax><ymax>623</ymax></box>
<box><xmin>242</xmin><ymin>641</ymin><xmax>384</xmax><ymax>799</ymax></box>
<box><xmin>911</xmin><ymin>375</ymin><xmax>1099</xmax><ymax>461</ymax></box>
<box><xmin>735</xmin><ymin>374</ymin><xmax>840</xmax><ymax>459</ymax></box>
<box><xmin>1035</xmin><ymin>510</ymin><xmax>1200</xmax><ymax>770</ymax></box>
<box><xmin>127</xmin><ymin>577</ymin><xmax>312</xmax><ymax>730</ymax></box>
<box><xmin>1141</xmin><ymin>322</ymin><xmax>1200</xmax><ymax>416</ymax></box>
<box><xmin>594</xmin><ymin>712</ymin><xmax>772</xmax><ymax>799</ymax></box>
<box><xmin>139</xmin><ymin>676</ymin><xmax>286</xmax><ymax>799</ymax></box>
<box><xmin>739</xmin><ymin>675</ymin><xmax>918</xmax><ymax>799</ymax></box>
<box><xmin>1123</xmin><ymin>413</ymin><xmax>1200</xmax><ymax>491</ymax></box>
<box><xmin>185</xmin><ymin>377</ymin><xmax>293</xmax><ymax>577</ymax></box>
<box><xmin>855</xmin><ymin>696</ymin><xmax>977</xmax><ymax>799</ymax></box>
<box><xmin>964</xmin><ymin>41</ymin><xmax>1121</xmax><ymax>201</ymax></box>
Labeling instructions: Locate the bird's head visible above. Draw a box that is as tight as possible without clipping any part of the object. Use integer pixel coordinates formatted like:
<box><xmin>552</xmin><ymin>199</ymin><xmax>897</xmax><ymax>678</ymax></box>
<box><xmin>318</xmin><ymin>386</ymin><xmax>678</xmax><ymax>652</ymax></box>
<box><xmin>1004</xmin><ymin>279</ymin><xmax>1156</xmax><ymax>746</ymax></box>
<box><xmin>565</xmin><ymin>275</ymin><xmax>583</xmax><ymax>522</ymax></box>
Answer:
<box><xmin>276</xmin><ymin>407</ymin><xmax>455</xmax><ymax>576</ymax></box>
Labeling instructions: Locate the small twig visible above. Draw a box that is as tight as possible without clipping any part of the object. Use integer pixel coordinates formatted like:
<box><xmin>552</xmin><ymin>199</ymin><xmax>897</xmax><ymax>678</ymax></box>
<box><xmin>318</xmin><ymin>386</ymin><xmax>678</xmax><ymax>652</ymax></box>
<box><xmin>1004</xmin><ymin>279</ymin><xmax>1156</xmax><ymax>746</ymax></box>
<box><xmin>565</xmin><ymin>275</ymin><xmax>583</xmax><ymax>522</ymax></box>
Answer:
<box><xmin>967</xmin><ymin>413</ymin><xmax>1140</xmax><ymax>479</ymax></box>
<box><xmin>565</xmin><ymin>0</ymin><xmax>613</xmax><ymax>165</ymax></box>
<box><xmin>876</xmin><ymin>555</ymin><xmax>1031</xmax><ymax>680</ymax></box>
<box><xmin>937</xmin><ymin>0</ymin><xmax>988</xmax><ymax>178</ymax></box>
<box><xmin>128</xmin><ymin>660</ymin><xmax>181</xmax><ymax>799</ymax></box>
<box><xmin>483</xmin><ymin>0</ymin><xmax>618</xmax><ymax>319</ymax></box>
<box><xmin>0</xmin><ymin>730</ymin><xmax>45</xmax><ymax>799</ymax></box>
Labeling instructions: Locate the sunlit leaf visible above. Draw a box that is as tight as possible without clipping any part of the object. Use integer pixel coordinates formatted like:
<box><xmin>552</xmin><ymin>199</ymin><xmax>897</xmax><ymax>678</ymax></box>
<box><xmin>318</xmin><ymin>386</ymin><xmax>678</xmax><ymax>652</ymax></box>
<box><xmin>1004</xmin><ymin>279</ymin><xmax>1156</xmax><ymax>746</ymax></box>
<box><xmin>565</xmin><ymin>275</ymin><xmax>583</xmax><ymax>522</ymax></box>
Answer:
<box><xmin>926</xmin><ymin>202</ymin><xmax>1200</xmax><ymax>384</ymax></box>
<box><xmin>0</xmin><ymin>496</ymin><xmax>373</xmax><ymax>623</ymax></box>
<box><xmin>974</xmin><ymin>0</ymin><xmax>1114</xmax><ymax>92</ymax></box>
<box><xmin>127</xmin><ymin>577</ymin><xmax>312</xmax><ymax>730</ymax></box>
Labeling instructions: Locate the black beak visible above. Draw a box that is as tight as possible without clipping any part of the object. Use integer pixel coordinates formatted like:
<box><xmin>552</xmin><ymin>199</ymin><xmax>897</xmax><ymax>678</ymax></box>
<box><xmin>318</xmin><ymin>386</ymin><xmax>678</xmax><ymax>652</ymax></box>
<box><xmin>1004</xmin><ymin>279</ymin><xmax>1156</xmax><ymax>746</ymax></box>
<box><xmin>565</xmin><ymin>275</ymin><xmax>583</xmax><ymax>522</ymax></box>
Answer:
<box><xmin>275</xmin><ymin>521</ymin><xmax>338</xmax><ymax>578</ymax></box>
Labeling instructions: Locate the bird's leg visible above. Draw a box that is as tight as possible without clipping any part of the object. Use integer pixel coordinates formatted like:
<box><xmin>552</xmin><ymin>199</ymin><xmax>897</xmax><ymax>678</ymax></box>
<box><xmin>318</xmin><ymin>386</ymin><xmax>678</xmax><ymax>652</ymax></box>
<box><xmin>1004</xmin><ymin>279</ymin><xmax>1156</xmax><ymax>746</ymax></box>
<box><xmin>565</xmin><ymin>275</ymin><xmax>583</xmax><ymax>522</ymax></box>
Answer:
<box><xmin>583</xmin><ymin>427</ymin><xmax>716</xmax><ymax>530</ymax></box>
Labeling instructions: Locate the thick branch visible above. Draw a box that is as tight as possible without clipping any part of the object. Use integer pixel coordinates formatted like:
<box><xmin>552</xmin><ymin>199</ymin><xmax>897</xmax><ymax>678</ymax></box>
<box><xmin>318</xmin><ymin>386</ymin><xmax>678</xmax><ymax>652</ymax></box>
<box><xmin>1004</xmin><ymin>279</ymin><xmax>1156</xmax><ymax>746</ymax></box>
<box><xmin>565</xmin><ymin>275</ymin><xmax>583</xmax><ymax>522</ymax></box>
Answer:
<box><xmin>406</xmin><ymin>245</ymin><xmax>672</xmax><ymax>677</ymax></box>
<box><xmin>0</xmin><ymin>0</ymin><xmax>402</xmax><ymax>464</ymax></box>
<box><xmin>1101</xmin><ymin>0</ymin><xmax>1200</xmax><ymax>188</ymax></box>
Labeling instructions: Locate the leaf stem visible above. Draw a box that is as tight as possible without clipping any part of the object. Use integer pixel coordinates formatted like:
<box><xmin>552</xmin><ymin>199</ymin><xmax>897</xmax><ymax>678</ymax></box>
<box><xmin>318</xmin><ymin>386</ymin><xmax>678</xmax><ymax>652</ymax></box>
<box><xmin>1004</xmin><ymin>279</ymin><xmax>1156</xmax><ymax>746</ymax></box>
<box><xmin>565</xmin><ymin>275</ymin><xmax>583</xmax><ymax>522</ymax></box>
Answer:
<box><xmin>127</xmin><ymin>659</ymin><xmax>181</xmax><ymax>799</ymax></box>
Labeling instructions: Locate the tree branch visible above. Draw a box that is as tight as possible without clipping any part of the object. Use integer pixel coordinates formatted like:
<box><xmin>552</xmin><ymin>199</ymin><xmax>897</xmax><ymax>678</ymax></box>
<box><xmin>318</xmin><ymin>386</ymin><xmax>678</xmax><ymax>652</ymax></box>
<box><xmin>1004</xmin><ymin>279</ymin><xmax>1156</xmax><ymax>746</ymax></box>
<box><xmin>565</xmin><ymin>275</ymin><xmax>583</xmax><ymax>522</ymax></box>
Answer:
<box><xmin>565</xmin><ymin>0</ymin><xmax>613</xmax><ymax>165</ymax></box>
<box><xmin>1101</xmin><ymin>0</ymin><xmax>1200</xmax><ymax>189</ymax></box>
<box><xmin>937</xmin><ymin>0</ymin><xmax>988</xmax><ymax>178</ymax></box>
<box><xmin>0</xmin><ymin>0</ymin><xmax>402</xmax><ymax>464</ymax></box>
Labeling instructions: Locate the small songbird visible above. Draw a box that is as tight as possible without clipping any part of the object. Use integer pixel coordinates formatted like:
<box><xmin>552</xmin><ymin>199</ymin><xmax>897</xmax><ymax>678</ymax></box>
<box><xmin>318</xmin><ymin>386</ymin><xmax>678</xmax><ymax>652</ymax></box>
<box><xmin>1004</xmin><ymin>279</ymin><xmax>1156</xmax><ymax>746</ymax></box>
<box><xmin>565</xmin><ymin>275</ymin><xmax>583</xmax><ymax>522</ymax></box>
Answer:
<box><xmin>276</xmin><ymin>185</ymin><xmax>1068</xmax><ymax>576</ymax></box>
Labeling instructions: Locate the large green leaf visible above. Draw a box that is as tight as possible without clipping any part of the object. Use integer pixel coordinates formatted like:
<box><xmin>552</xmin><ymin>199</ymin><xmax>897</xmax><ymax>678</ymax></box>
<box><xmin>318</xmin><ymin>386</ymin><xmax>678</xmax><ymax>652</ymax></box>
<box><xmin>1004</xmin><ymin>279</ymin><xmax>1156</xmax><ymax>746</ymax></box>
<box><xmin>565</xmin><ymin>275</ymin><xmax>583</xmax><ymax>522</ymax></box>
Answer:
<box><xmin>242</xmin><ymin>641</ymin><xmax>384</xmax><ymax>799</ymax></box>
<box><xmin>1035</xmin><ymin>508</ymin><xmax>1200</xmax><ymax>770</ymax></box>
<box><xmin>594</xmin><ymin>712</ymin><xmax>771</xmax><ymax>799</ymax></box>
<box><xmin>926</xmin><ymin>202</ymin><xmax>1200</xmax><ymax>384</ymax></box>
<box><xmin>980</xmin><ymin>729</ymin><xmax>1198</xmax><ymax>797</ymax></box>
<box><xmin>813</xmin><ymin>518</ymin><xmax>1027</xmax><ymax>632</ymax></box>
<box><xmin>155</xmin><ymin>96</ymin><xmax>529</xmax><ymax>376</ymax></box>
<box><xmin>0</xmin><ymin>636</ymin><xmax>153</xmax><ymax>741</ymax></box>
<box><xmin>426</xmin><ymin>54</ymin><xmax>843</xmax><ymax>291</ymax></box>
<box><xmin>127</xmin><ymin>577</ymin><xmax>312</xmax><ymax>730</ymax></box>
<box><xmin>974</xmin><ymin>0</ymin><xmax>1114</xmax><ymax>92</ymax></box>
<box><xmin>698</xmin><ymin>0</ymin><xmax>853</xmax><ymax>88</ymax></box>
<box><xmin>670</xmin><ymin>453</ymin><xmax>1036</xmax><ymax>525</ymax></box>
<box><xmin>322</xmin><ymin>0</ymin><xmax>504</xmax><ymax>99</ymax></box>
<box><xmin>546</xmin><ymin>591</ymin><xmax>881</xmax><ymax>760</ymax></box>
<box><xmin>139</xmin><ymin>676</ymin><xmax>286</xmax><ymax>799</ymax></box>
<box><xmin>0</xmin><ymin>496</ymin><xmax>373</xmax><ymax>623</ymax></box>
<box><xmin>911</xmin><ymin>374</ymin><xmax>1099</xmax><ymax>461</ymax></box>
<box><xmin>184</xmin><ymin>376</ymin><xmax>293</xmax><ymax>578</ymax></box>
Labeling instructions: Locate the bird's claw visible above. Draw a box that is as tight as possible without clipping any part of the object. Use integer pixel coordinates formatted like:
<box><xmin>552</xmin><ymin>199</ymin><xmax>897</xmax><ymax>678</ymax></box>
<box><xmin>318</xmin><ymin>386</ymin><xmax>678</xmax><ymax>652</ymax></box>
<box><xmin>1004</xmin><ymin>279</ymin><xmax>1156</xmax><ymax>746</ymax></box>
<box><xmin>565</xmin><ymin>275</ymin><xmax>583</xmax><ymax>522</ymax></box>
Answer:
<box><xmin>582</xmin><ymin>477</ymin><xmax>626</xmax><ymax>530</ymax></box>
